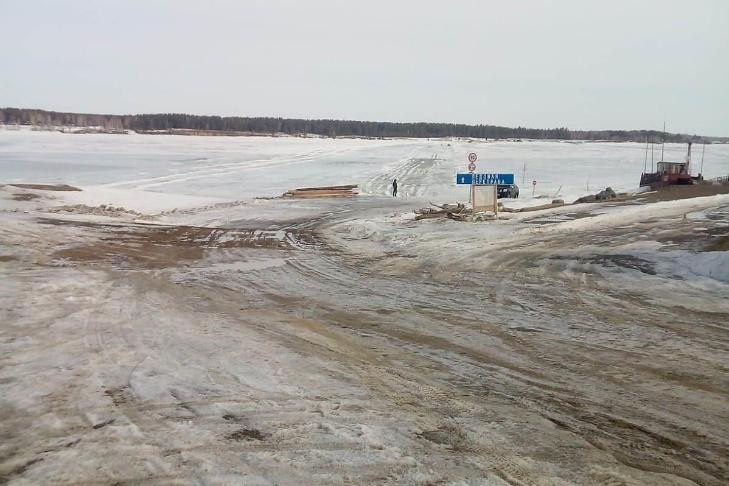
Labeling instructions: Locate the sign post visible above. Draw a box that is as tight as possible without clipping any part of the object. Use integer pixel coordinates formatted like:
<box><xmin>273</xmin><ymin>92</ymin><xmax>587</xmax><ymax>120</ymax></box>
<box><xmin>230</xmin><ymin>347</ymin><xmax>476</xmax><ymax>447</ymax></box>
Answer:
<box><xmin>471</xmin><ymin>185</ymin><xmax>498</xmax><ymax>214</ymax></box>
<box><xmin>532</xmin><ymin>180</ymin><xmax>537</xmax><ymax>197</ymax></box>
<box><xmin>467</xmin><ymin>153</ymin><xmax>477</xmax><ymax>208</ymax></box>
<box><xmin>456</xmin><ymin>173</ymin><xmax>514</xmax><ymax>185</ymax></box>
<box><xmin>456</xmin><ymin>172</ymin><xmax>515</xmax><ymax>218</ymax></box>
<box><xmin>467</xmin><ymin>152</ymin><xmax>477</xmax><ymax>168</ymax></box>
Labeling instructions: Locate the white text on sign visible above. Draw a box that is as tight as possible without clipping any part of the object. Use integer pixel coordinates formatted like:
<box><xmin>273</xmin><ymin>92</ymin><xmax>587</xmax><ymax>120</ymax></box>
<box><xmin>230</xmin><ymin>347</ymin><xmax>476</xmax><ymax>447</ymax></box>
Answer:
<box><xmin>472</xmin><ymin>173</ymin><xmax>513</xmax><ymax>185</ymax></box>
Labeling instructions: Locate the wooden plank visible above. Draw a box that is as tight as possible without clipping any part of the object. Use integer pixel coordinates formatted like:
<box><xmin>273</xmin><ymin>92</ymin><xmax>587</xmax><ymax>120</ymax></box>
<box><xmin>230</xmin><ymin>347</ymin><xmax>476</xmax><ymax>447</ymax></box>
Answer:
<box><xmin>292</xmin><ymin>185</ymin><xmax>357</xmax><ymax>192</ymax></box>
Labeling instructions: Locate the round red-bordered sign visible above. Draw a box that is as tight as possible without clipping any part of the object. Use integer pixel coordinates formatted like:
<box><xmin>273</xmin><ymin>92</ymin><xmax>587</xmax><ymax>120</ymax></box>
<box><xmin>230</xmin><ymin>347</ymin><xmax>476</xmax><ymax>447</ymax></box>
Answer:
<box><xmin>467</xmin><ymin>152</ymin><xmax>477</xmax><ymax>163</ymax></box>
<box><xmin>468</xmin><ymin>161</ymin><xmax>476</xmax><ymax>172</ymax></box>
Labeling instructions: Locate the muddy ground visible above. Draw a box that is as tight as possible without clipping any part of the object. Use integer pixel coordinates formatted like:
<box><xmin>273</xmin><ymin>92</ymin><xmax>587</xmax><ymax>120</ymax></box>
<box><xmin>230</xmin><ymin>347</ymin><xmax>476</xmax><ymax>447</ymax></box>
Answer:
<box><xmin>637</xmin><ymin>183</ymin><xmax>729</xmax><ymax>203</ymax></box>
<box><xmin>1</xmin><ymin>192</ymin><xmax>728</xmax><ymax>485</ymax></box>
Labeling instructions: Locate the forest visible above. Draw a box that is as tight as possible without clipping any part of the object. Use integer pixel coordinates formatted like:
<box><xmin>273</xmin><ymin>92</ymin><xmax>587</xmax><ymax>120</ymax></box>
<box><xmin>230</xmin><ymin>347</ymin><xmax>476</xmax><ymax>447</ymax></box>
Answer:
<box><xmin>0</xmin><ymin>108</ymin><xmax>720</xmax><ymax>143</ymax></box>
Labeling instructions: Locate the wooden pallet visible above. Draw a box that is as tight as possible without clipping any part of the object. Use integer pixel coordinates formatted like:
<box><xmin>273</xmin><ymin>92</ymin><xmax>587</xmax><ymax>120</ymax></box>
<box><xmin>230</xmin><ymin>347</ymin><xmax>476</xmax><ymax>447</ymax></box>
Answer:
<box><xmin>282</xmin><ymin>185</ymin><xmax>358</xmax><ymax>198</ymax></box>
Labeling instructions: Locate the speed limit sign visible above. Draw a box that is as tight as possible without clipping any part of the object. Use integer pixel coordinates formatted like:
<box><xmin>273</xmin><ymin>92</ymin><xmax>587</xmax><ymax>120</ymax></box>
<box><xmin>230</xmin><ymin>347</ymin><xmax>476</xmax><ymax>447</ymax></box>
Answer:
<box><xmin>468</xmin><ymin>152</ymin><xmax>477</xmax><ymax>163</ymax></box>
<box><xmin>468</xmin><ymin>161</ymin><xmax>476</xmax><ymax>172</ymax></box>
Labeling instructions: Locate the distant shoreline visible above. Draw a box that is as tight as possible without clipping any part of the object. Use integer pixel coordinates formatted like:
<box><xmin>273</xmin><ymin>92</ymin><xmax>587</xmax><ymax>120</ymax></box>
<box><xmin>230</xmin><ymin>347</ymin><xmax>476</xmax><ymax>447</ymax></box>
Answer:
<box><xmin>2</xmin><ymin>107</ymin><xmax>726</xmax><ymax>143</ymax></box>
<box><xmin>3</xmin><ymin>123</ymin><xmax>729</xmax><ymax>145</ymax></box>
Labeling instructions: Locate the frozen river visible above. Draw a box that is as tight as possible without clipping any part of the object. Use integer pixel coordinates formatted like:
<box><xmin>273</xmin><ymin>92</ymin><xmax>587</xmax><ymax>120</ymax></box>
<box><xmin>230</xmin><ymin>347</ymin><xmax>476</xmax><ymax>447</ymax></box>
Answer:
<box><xmin>2</xmin><ymin>128</ymin><xmax>728</xmax><ymax>205</ymax></box>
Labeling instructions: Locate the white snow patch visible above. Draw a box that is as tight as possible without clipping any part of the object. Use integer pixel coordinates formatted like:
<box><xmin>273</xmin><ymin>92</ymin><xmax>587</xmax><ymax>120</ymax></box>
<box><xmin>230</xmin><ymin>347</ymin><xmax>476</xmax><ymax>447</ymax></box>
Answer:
<box><xmin>54</xmin><ymin>186</ymin><xmax>226</xmax><ymax>213</ymax></box>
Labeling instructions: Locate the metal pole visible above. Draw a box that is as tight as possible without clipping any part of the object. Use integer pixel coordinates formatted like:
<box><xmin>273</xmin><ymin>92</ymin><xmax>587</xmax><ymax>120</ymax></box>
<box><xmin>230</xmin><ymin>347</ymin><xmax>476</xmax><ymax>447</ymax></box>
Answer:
<box><xmin>493</xmin><ymin>185</ymin><xmax>498</xmax><ymax>216</ymax></box>
<box><xmin>522</xmin><ymin>162</ymin><xmax>526</xmax><ymax>185</ymax></box>
<box><xmin>651</xmin><ymin>140</ymin><xmax>654</xmax><ymax>172</ymax></box>
<box><xmin>687</xmin><ymin>142</ymin><xmax>692</xmax><ymax>174</ymax></box>
<box><xmin>644</xmin><ymin>136</ymin><xmax>648</xmax><ymax>173</ymax></box>
<box><xmin>661</xmin><ymin>122</ymin><xmax>666</xmax><ymax>161</ymax></box>
<box><xmin>701</xmin><ymin>142</ymin><xmax>705</xmax><ymax>175</ymax></box>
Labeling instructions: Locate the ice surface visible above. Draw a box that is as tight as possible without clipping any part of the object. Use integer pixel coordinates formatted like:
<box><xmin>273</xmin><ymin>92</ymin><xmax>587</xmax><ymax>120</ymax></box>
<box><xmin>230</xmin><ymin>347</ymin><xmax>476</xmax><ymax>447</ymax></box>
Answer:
<box><xmin>3</xmin><ymin>128</ymin><xmax>728</xmax><ymax>212</ymax></box>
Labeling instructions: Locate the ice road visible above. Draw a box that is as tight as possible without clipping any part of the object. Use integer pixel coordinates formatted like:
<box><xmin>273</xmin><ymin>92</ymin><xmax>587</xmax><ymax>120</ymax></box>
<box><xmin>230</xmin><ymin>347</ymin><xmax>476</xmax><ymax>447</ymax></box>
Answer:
<box><xmin>2</xmin><ymin>130</ymin><xmax>729</xmax><ymax>485</ymax></box>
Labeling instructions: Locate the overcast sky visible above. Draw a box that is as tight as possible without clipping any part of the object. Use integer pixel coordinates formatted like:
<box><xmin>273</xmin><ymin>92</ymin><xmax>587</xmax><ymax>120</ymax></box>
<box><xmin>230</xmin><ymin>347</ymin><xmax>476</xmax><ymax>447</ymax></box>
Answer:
<box><xmin>2</xmin><ymin>0</ymin><xmax>727</xmax><ymax>135</ymax></box>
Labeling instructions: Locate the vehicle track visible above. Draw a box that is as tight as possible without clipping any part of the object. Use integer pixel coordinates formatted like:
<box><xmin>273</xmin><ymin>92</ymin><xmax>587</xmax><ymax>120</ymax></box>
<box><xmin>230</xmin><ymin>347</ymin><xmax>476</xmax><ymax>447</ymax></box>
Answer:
<box><xmin>3</xmin><ymin>198</ymin><xmax>729</xmax><ymax>484</ymax></box>
<box><xmin>103</xmin><ymin>145</ymin><xmax>361</xmax><ymax>191</ymax></box>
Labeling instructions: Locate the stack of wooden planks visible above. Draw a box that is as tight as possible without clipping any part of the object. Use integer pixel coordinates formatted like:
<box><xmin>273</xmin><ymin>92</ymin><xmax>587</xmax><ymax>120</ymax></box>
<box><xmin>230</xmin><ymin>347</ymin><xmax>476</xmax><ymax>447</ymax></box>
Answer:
<box><xmin>414</xmin><ymin>202</ymin><xmax>468</xmax><ymax>220</ymax></box>
<box><xmin>282</xmin><ymin>185</ymin><xmax>358</xmax><ymax>198</ymax></box>
<box><xmin>501</xmin><ymin>199</ymin><xmax>565</xmax><ymax>213</ymax></box>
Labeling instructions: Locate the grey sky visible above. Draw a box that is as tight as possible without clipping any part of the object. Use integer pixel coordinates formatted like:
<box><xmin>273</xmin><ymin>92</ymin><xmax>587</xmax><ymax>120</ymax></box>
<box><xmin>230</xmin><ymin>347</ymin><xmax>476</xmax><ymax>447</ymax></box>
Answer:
<box><xmin>2</xmin><ymin>0</ymin><xmax>727</xmax><ymax>135</ymax></box>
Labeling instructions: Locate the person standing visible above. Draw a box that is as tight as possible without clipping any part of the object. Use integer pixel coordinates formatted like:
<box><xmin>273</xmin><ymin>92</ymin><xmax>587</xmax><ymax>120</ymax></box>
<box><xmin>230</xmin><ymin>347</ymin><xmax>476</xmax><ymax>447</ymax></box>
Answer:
<box><xmin>392</xmin><ymin>178</ymin><xmax>398</xmax><ymax>197</ymax></box>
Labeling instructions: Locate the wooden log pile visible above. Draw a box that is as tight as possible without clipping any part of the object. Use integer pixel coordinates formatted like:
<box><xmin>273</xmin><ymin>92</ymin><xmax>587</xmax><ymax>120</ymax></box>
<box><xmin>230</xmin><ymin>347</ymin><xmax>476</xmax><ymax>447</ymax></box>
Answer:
<box><xmin>503</xmin><ymin>199</ymin><xmax>565</xmax><ymax>213</ymax></box>
<box><xmin>282</xmin><ymin>185</ymin><xmax>358</xmax><ymax>198</ymax></box>
<box><xmin>414</xmin><ymin>202</ymin><xmax>468</xmax><ymax>221</ymax></box>
<box><xmin>573</xmin><ymin>187</ymin><xmax>616</xmax><ymax>204</ymax></box>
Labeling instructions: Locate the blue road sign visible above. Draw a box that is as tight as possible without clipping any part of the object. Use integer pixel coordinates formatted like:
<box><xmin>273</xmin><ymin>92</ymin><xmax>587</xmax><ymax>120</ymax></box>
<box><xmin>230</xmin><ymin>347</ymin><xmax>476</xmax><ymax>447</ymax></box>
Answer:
<box><xmin>456</xmin><ymin>173</ymin><xmax>514</xmax><ymax>185</ymax></box>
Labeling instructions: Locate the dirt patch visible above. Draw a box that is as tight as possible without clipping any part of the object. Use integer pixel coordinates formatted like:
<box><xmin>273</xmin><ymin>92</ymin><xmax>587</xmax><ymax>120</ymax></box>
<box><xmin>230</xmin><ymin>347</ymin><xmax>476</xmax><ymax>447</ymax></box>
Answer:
<box><xmin>0</xmin><ymin>457</ymin><xmax>45</xmax><ymax>482</ymax></box>
<box><xmin>41</xmin><ymin>218</ymin><xmax>296</xmax><ymax>249</ymax></box>
<box><xmin>586</xmin><ymin>254</ymin><xmax>657</xmax><ymax>275</ymax></box>
<box><xmin>91</xmin><ymin>419</ymin><xmax>115</xmax><ymax>430</ymax></box>
<box><xmin>0</xmin><ymin>255</ymin><xmax>18</xmax><ymax>262</ymax></box>
<box><xmin>10</xmin><ymin>184</ymin><xmax>81</xmax><ymax>191</ymax></box>
<box><xmin>53</xmin><ymin>241</ymin><xmax>205</xmax><ymax>269</ymax></box>
<box><xmin>417</xmin><ymin>423</ymin><xmax>469</xmax><ymax>451</ymax></box>
<box><xmin>48</xmin><ymin>204</ymin><xmax>151</xmax><ymax>219</ymax></box>
<box><xmin>549</xmin><ymin>254</ymin><xmax>657</xmax><ymax>275</ymax></box>
<box><xmin>225</xmin><ymin>428</ymin><xmax>267</xmax><ymax>441</ymax></box>
<box><xmin>104</xmin><ymin>387</ymin><xmax>132</xmax><ymax>407</ymax></box>
<box><xmin>706</xmin><ymin>235</ymin><xmax>729</xmax><ymax>251</ymax></box>
<box><xmin>222</xmin><ymin>414</ymin><xmax>244</xmax><ymax>423</ymax></box>
<box><xmin>11</xmin><ymin>193</ymin><xmax>40</xmax><ymax>201</ymax></box>
<box><xmin>373</xmin><ymin>309</ymin><xmax>396</xmax><ymax>315</ymax></box>
<box><xmin>45</xmin><ymin>219</ymin><xmax>297</xmax><ymax>269</ymax></box>
<box><xmin>638</xmin><ymin>183</ymin><xmax>729</xmax><ymax>203</ymax></box>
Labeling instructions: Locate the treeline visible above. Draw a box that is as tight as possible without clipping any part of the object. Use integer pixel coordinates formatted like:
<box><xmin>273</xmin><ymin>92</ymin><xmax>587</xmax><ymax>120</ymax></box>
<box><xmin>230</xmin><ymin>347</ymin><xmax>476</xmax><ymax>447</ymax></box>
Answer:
<box><xmin>1</xmin><ymin>108</ymin><xmax>720</xmax><ymax>142</ymax></box>
<box><xmin>1</xmin><ymin>108</ymin><xmax>129</xmax><ymax>130</ymax></box>
<box><xmin>133</xmin><ymin>113</ymin><xmax>576</xmax><ymax>139</ymax></box>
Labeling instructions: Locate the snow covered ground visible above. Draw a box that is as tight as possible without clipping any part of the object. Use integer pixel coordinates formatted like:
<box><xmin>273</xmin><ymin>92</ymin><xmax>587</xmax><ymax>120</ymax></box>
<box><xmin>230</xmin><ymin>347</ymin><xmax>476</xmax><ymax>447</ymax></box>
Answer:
<box><xmin>3</xmin><ymin>127</ymin><xmax>728</xmax><ymax>207</ymax></box>
<box><xmin>2</xmin><ymin>129</ymin><xmax>729</xmax><ymax>485</ymax></box>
